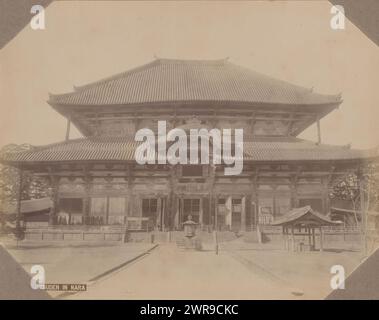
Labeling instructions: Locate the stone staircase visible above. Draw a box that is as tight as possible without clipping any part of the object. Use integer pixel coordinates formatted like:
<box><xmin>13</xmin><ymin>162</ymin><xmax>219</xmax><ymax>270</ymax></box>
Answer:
<box><xmin>174</xmin><ymin>230</ymin><xmax>239</xmax><ymax>246</ymax></box>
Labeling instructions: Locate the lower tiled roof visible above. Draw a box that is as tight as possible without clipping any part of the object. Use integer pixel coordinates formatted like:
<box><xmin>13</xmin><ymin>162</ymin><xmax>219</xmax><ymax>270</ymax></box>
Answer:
<box><xmin>0</xmin><ymin>137</ymin><xmax>141</xmax><ymax>162</ymax></box>
<box><xmin>0</xmin><ymin>136</ymin><xmax>377</xmax><ymax>164</ymax></box>
<box><xmin>243</xmin><ymin>138</ymin><xmax>377</xmax><ymax>161</ymax></box>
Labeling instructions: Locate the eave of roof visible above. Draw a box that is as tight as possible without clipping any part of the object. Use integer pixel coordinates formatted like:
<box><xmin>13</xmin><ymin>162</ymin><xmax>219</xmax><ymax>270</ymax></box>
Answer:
<box><xmin>0</xmin><ymin>198</ymin><xmax>52</xmax><ymax>215</ymax></box>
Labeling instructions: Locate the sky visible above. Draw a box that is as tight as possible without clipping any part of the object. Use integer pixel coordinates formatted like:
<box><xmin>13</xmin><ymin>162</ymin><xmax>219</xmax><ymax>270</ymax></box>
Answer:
<box><xmin>0</xmin><ymin>0</ymin><xmax>378</xmax><ymax>149</ymax></box>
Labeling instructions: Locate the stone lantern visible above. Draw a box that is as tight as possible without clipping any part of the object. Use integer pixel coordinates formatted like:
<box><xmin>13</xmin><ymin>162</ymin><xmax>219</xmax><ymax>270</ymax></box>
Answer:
<box><xmin>183</xmin><ymin>215</ymin><xmax>197</xmax><ymax>238</ymax></box>
<box><xmin>181</xmin><ymin>215</ymin><xmax>202</xmax><ymax>250</ymax></box>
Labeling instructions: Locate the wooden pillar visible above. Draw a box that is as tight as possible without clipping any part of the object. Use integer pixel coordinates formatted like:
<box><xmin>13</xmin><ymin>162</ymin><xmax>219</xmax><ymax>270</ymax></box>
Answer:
<box><xmin>272</xmin><ymin>186</ymin><xmax>277</xmax><ymax>218</ymax></box>
<box><xmin>172</xmin><ymin>194</ymin><xmax>178</xmax><ymax>229</ymax></box>
<box><xmin>168</xmin><ymin>165</ymin><xmax>176</xmax><ymax>231</ymax></box>
<box><xmin>287</xmin><ymin>228</ymin><xmax>290</xmax><ymax>250</ymax></box>
<box><xmin>253</xmin><ymin>171</ymin><xmax>259</xmax><ymax>228</ymax></box>
<box><xmin>209</xmin><ymin>164</ymin><xmax>216</xmax><ymax>231</ymax></box>
<box><xmin>16</xmin><ymin>168</ymin><xmax>23</xmax><ymax>229</ymax></box>
<box><xmin>312</xmin><ymin>227</ymin><xmax>316</xmax><ymax>250</ymax></box>
<box><xmin>167</xmin><ymin>192</ymin><xmax>172</xmax><ymax>230</ymax></box>
<box><xmin>359</xmin><ymin>170</ymin><xmax>367</xmax><ymax>255</ymax></box>
<box><xmin>241</xmin><ymin>196</ymin><xmax>246</xmax><ymax>231</ymax></box>
<box><xmin>65</xmin><ymin>115</ymin><xmax>71</xmax><ymax>141</ymax></box>
<box><xmin>226</xmin><ymin>196</ymin><xmax>232</xmax><ymax>230</ymax></box>
<box><xmin>213</xmin><ymin>229</ymin><xmax>219</xmax><ymax>255</ymax></box>
<box><xmin>161</xmin><ymin>196</ymin><xmax>166</xmax><ymax>231</ymax></box>
<box><xmin>319</xmin><ymin>226</ymin><xmax>324</xmax><ymax>252</ymax></box>
<box><xmin>254</xmin><ymin>200</ymin><xmax>259</xmax><ymax>227</ymax></box>
<box><xmin>283</xmin><ymin>227</ymin><xmax>287</xmax><ymax>250</ymax></box>
<box><xmin>126</xmin><ymin>164</ymin><xmax>134</xmax><ymax>227</ymax></box>
<box><xmin>82</xmin><ymin>166</ymin><xmax>91</xmax><ymax>225</ymax></box>
<box><xmin>105</xmin><ymin>196</ymin><xmax>110</xmax><ymax>225</ymax></box>
<box><xmin>157</xmin><ymin>197</ymin><xmax>162</xmax><ymax>231</ymax></box>
<box><xmin>48</xmin><ymin>174</ymin><xmax>59</xmax><ymax>226</ymax></box>
<box><xmin>291</xmin><ymin>169</ymin><xmax>301</xmax><ymax>208</ymax></box>
<box><xmin>291</xmin><ymin>226</ymin><xmax>295</xmax><ymax>252</ymax></box>
<box><xmin>249</xmin><ymin>173</ymin><xmax>257</xmax><ymax>228</ymax></box>
<box><xmin>83</xmin><ymin>179</ymin><xmax>90</xmax><ymax>225</ymax></box>
<box><xmin>215</xmin><ymin>194</ymin><xmax>219</xmax><ymax>230</ymax></box>
<box><xmin>208</xmin><ymin>193</ymin><xmax>213</xmax><ymax>232</ymax></box>
<box><xmin>199</xmin><ymin>197</ymin><xmax>203</xmax><ymax>228</ymax></box>
<box><xmin>308</xmin><ymin>227</ymin><xmax>312</xmax><ymax>249</ymax></box>
<box><xmin>316</xmin><ymin>117</ymin><xmax>321</xmax><ymax>144</ymax></box>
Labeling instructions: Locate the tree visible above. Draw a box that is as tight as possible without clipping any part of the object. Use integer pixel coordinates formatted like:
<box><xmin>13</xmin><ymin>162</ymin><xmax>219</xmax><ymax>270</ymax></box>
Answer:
<box><xmin>0</xmin><ymin>144</ymin><xmax>50</xmax><ymax>236</ymax></box>
<box><xmin>331</xmin><ymin>162</ymin><xmax>379</xmax><ymax>255</ymax></box>
<box><xmin>330</xmin><ymin>173</ymin><xmax>360</xmax><ymax>225</ymax></box>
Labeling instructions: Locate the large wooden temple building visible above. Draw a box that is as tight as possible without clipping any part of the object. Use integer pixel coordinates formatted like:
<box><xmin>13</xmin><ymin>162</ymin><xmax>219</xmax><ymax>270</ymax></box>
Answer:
<box><xmin>1</xmin><ymin>58</ymin><xmax>378</xmax><ymax>231</ymax></box>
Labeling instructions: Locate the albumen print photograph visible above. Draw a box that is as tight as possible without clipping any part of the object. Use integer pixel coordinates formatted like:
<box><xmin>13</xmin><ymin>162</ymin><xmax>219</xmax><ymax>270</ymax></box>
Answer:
<box><xmin>0</xmin><ymin>0</ymin><xmax>378</xmax><ymax>301</ymax></box>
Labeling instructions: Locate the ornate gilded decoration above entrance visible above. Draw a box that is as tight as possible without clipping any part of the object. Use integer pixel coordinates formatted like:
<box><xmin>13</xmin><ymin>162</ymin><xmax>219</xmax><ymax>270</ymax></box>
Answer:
<box><xmin>177</xmin><ymin>116</ymin><xmax>211</xmax><ymax>132</ymax></box>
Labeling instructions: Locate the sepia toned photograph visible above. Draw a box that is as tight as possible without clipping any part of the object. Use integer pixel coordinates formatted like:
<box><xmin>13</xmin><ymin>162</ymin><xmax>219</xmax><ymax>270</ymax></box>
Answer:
<box><xmin>0</xmin><ymin>0</ymin><xmax>378</xmax><ymax>304</ymax></box>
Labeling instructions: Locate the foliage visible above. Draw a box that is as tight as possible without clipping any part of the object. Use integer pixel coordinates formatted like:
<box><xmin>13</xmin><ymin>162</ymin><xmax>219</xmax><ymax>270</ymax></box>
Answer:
<box><xmin>331</xmin><ymin>162</ymin><xmax>379</xmax><ymax>222</ymax></box>
<box><xmin>0</xmin><ymin>144</ymin><xmax>50</xmax><ymax>205</ymax></box>
<box><xmin>0</xmin><ymin>144</ymin><xmax>50</xmax><ymax>235</ymax></box>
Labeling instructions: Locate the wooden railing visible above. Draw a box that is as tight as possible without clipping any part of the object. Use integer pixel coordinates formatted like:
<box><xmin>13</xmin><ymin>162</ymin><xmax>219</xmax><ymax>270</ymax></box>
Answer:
<box><xmin>27</xmin><ymin>216</ymin><xmax>152</xmax><ymax>231</ymax></box>
<box><xmin>258</xmin><ymin>213</ymin><xmax>274</xmax><ymax>225</ymax></box>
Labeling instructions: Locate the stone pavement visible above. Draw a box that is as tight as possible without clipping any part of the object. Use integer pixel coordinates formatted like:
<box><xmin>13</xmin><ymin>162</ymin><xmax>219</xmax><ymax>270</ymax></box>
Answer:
<box><xmin>4</xmin><ymin>240</ymin><xmax>156</xmax><ymax>298</ymax></box>
<box><xmin>1</xmin><ymin>237</ymin><xmax>367</xmax><ymax>300</ymax></box>
<box><xmin>0</xmin><ymin>245</ymin><xmax>51</xmax><ymax>299</ymax></box>
<box><xmin>71</xmin><ymin>244</ymin><xmax>301</xmax><ymax>300</ymax></box>
<box><xmin>221</xmin><ymin>238</ymin><xmax>364</xmax><ymax>299</ymax></box>
<box><xmin>326</xmin><ymin>247</ymin><xmax>379</xmax><ymax>299</ymax></box>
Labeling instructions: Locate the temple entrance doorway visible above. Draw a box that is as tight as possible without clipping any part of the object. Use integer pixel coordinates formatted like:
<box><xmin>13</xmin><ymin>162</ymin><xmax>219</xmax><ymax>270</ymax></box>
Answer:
<box><xmin>231</xmin><ymin>198</ymin><xmax>242</xmax><ymax>231</ymax></box>
<box><xmin>183</xmin><ymin>198</ymin><xmax>201</xmax><ymax>223</ymax></box>
<box><xmin>142</xmin><ymin>198</ymin><xmax>158</xmax><ymax>230</ymax></box>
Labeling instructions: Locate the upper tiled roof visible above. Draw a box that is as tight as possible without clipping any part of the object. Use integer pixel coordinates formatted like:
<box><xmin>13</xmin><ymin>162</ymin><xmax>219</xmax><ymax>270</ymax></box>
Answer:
<box><xmin>1</xmin><ymin>136</ymin><xmax>376</xmax><ymax>164</ymax></box>
<box><xmin>48</xmin><ymin>59</ymin><xmax>342</xmax><ymax>106</ymax></box>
